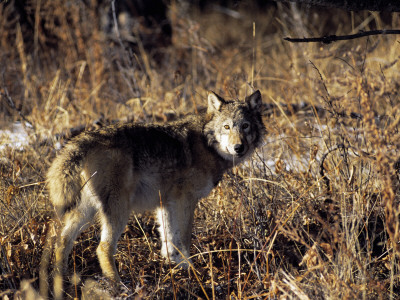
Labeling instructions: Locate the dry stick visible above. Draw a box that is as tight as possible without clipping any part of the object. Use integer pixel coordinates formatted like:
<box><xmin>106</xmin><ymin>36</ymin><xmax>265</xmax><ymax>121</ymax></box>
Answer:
<box><xmin>320</xmin><ymin>144</ymin><xmax>376</xmax><ymax>192</ymax></box>
<box><xmin>208</xmin><ymin>245</ymin><xmax>215</xmax><ymax>300</ymax></box>
<box><xmin>0</xmin><ymin>90</ymin><xmax>35</xmax><ymax>130</ymax></box>
<box><xmin>110</xmin><ymin>0</ymin><xmax>141</xmax><ymax>99</ymax></box>
<box><xmin>39</xmin><ymin>221</ymin><xmax>56</xmax><ymax>299</ymax></box>
<box><xmin>309</xmin><ymin>61</ymin><xmax>330</xmax><ymax>99</ymax></box>
<box><xmin>133</xmin><ymin>215</ymin><xmax>153</xmax><ymax>253</ymax></box>
<box><xmin>73</xmin><ymin>249</ymin><xmax>78</xmax><ymax>300</ymax></box>
<box><xmin>0</xmin><ymin>244</ymin><xmax>17</xmax><ymax>291</ymax></box>
<box><xmin>284</xmin><ymin>29</ymin><xmax>400</xmax><ymax>44</ymax></box>
<box><xmin>251</xmin><ymin>22</ymin><xmax>256</xmax><ymax>88</ymax></box>
<box><xmin>320</xmin><ymin>145</ymin><xmax>345</xmax><ymax>193</ymax></box>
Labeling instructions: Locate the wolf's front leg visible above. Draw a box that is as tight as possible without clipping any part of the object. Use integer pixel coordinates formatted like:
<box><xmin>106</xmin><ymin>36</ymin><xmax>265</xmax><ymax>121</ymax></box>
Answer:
<box><xmin>156</xmin><ymin>199</ymin><xmax>196</xmax><ymax>268</ymax></box>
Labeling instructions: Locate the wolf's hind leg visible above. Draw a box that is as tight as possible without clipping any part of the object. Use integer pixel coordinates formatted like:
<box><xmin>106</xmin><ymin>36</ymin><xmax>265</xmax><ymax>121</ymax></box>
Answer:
<box><xmin>53</xmin><ymin>207</ymin><xmax>95</xmax><ymax>300</ymax></box>
<box><xmin>96</xmin><ymin>198</ymin><xmax>131</xmax><ymax>282</ymax></box>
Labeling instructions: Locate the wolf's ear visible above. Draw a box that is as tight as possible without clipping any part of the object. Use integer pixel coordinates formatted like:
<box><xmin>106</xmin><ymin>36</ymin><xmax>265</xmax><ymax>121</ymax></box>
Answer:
<box><xmin>207</xmin><ymin>91</ymin><xmax>225</xmax><ymax>113</ymax></box>
<box><xmin>245</xmin><ymin>90</ymin><xmax>262</xmax><ymax>111</ymax></box>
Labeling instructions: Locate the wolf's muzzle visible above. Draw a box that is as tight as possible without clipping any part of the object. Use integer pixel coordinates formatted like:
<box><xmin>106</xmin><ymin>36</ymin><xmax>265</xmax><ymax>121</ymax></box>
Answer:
<box><xmin>234</xmin><ymin>144</ymin><xmax>245</xmax><ymax>154</ymax></box>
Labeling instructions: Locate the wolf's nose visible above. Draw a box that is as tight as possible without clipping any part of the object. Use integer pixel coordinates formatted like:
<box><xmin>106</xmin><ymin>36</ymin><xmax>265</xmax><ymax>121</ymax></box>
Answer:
<box><xmin>234</xmin><ymin>144</ymin><xmax>245</xmax><ymax>154</ymax></box>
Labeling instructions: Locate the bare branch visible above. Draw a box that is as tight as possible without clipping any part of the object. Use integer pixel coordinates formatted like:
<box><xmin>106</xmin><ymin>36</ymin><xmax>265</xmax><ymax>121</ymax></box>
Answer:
<box><xmin>275</xmin><ymin>0</ymin><xmax>400</xmax><ymax>12</ymax></box>
<box><xmin>284</xmin><ymin>30</ymin><xmax>400</xmax><ymax>44</ymax></box>
<box><xmin>0</xmin><ymin>89</ymin><xmax>35</xmax><ymax>130</ymax></box>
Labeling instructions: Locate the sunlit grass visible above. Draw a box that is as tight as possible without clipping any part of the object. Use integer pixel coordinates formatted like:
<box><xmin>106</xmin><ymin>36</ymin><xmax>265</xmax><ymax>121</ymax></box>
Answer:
<box><xmin>1</xmin><ymin>1</ymin><xmax>400</xmax><ymax>299</ymax></box>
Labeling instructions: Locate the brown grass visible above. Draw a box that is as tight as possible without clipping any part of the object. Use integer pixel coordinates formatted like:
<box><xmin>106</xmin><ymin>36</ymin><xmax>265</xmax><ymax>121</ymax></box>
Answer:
<box><xmin>1</xmin><ymin>1</ymin><xmax>400</xmax><ymax>299</ymax></box>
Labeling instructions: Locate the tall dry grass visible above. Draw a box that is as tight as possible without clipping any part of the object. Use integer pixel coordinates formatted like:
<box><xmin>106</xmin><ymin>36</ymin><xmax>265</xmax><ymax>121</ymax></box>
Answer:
<box><xmin>1</xmin><ymin>1</ymin><xmax>400</xmax><ymax>299</ymax></box>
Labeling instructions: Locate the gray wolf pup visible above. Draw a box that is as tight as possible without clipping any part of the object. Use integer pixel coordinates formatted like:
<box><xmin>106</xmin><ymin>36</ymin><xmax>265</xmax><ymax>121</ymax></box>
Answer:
<box><xmin>40</xmin><ymin>90</ymin><xmax>264</xmax><ymax>299</ymax></box>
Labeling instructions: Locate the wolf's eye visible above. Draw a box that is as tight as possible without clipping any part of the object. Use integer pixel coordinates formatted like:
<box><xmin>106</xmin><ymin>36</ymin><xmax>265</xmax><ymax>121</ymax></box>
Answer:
<box><xmin>242</xmin><ymin>123</ymin><xmax>249</xmax><ymax>130</ymax></box>
<box><xmin>224</xmin><ymin>125</ymin><xmax>230</xmax><ymax>130</ymax></box>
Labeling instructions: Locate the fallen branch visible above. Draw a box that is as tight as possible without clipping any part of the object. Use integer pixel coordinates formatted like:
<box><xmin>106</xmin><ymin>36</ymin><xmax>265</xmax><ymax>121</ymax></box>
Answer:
<box><xmin>284</xmin><ymin>29</ymin><xmax>400</xmax><ymax>44</ymax></box>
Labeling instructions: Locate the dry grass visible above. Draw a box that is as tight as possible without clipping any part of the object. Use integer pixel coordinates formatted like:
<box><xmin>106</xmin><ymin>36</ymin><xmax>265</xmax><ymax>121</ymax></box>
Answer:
<box><xmin>1</xmin><ymin>1</ymin><xmax>400</xmax><ymax>299</ymax></box>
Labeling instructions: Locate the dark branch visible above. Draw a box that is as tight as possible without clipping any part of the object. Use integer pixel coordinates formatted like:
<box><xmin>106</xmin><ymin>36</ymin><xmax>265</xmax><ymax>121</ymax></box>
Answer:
<box><xmin>275</xmin><ymin>0</ymin><xmax>400</xmax><ymax>12</ymax></box>
<box><xmin>284</xmin><ymin>30</ymin><xmax>400</xmax><ymax>44</ymax></box>
<box><xmin>0</xmin><ymin>89</ymin><xmax>35</xmax><ymax>130</ymax></box>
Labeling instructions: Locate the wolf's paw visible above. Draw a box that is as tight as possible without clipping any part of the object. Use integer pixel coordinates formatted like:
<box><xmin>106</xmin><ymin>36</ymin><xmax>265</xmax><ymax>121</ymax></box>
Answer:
<box><xmin>172</xmin><ymin>253</ymin><xmax>192</xmax><ymax>269</ymax></box>
<box><xmin>162</xmin><ymin>249</ymin><xmax>192</xmax><ymax>269</ymax></box>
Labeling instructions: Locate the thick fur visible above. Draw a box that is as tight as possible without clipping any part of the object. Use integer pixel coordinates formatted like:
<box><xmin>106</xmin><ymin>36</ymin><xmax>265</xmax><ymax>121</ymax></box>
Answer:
<box><xmin>40</xmin><ymin>90</ymin><xmax>264</xmax><ymax>299</ymax></box>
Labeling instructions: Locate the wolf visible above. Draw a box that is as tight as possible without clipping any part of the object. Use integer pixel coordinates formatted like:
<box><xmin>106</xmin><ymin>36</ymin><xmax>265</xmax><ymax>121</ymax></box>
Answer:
<box><xmin>40</xmin><ymin>90</ymin><xmax>264</xmax><ymax>299</ymax></box>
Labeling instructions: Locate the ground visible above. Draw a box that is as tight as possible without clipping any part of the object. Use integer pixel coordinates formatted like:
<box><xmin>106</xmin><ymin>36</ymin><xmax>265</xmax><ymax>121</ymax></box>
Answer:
<box><xmin>1</xmin><ymin>1</ymin><xmax>400</xmax><ymax>299</ymax></box>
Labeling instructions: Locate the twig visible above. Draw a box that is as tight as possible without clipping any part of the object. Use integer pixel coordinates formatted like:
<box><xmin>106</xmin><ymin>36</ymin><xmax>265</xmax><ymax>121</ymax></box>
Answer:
<box><xmin>284</xmin><ymin>29</ymin><xmax>400</xmax><ymax>44</ymax></box>
<box><xmin>111</xmin><ymin>0</ymin><xmax>122</xmax><ymax>46</ymax></box>
<box><xmin>0</xmin><ymin>244</ymin><xmax>17</xmax><ymax>290</ymax></box>
<box><xmin>0</xmin><ymin>88</ymin><xmax>35</xmax><ymax>130</ymax></box>
<box><xmin>360</xmin><ymin>37</ymin><xmax>370</xmax><ymax>74</ymax></box>
<box><xmin>110</xmin><ymin>0</ymin><xmax>141</xmax><ymax>99</ymax></box>
<box><xmin>320</xmin><ymin>144</ymin><xmax>345</xmax><ymax>193</ymax></box>
<box><xmin>320</xmin><ymin>144</ymin><xmax>376</xmax><ymax>192</ymax></box>
<box><xmin>309</xmin><ymin>61</ymin><xmax>330</xmax><ymax>99</ymax></box>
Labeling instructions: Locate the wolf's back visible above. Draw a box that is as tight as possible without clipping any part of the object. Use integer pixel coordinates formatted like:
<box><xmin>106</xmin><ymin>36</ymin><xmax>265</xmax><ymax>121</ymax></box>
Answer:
<box><xmin>47</xmin><ymin>140</ymin><xmax>85</xmax><ymax>217</ymax></box>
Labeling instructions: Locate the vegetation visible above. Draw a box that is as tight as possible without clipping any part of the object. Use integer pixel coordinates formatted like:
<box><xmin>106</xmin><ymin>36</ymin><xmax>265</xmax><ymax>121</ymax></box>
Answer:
<box><xmin>1</xmin><ymin>1</ymin><xmax>400</xmax><ymax>299</ymax></box>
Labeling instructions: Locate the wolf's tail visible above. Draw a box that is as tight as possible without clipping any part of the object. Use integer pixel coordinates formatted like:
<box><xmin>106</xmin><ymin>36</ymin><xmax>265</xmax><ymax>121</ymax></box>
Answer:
<box><xmin>47</xmin><ymin>142</ymin><xmax>84</xmax><ymax>217</ymax></box>
<box><xmin>40</xmin><ymin>142</ymin><xmax>86</xmax><ymax>298</ymax></box>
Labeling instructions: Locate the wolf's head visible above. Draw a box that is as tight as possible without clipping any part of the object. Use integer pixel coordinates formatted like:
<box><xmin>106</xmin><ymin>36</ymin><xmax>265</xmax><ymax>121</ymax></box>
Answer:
<box><xmin>204</xmin><ymin>90</ymin><xmax>264</xmax><ymax>162</ymax></box>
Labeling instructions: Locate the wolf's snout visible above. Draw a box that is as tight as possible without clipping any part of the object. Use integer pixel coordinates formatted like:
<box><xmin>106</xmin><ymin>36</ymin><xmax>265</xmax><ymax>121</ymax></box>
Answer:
<box><xmin>234</xmin><ymin>144</ymin><xmax>245</xmax><ymax>154</ymax></box>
